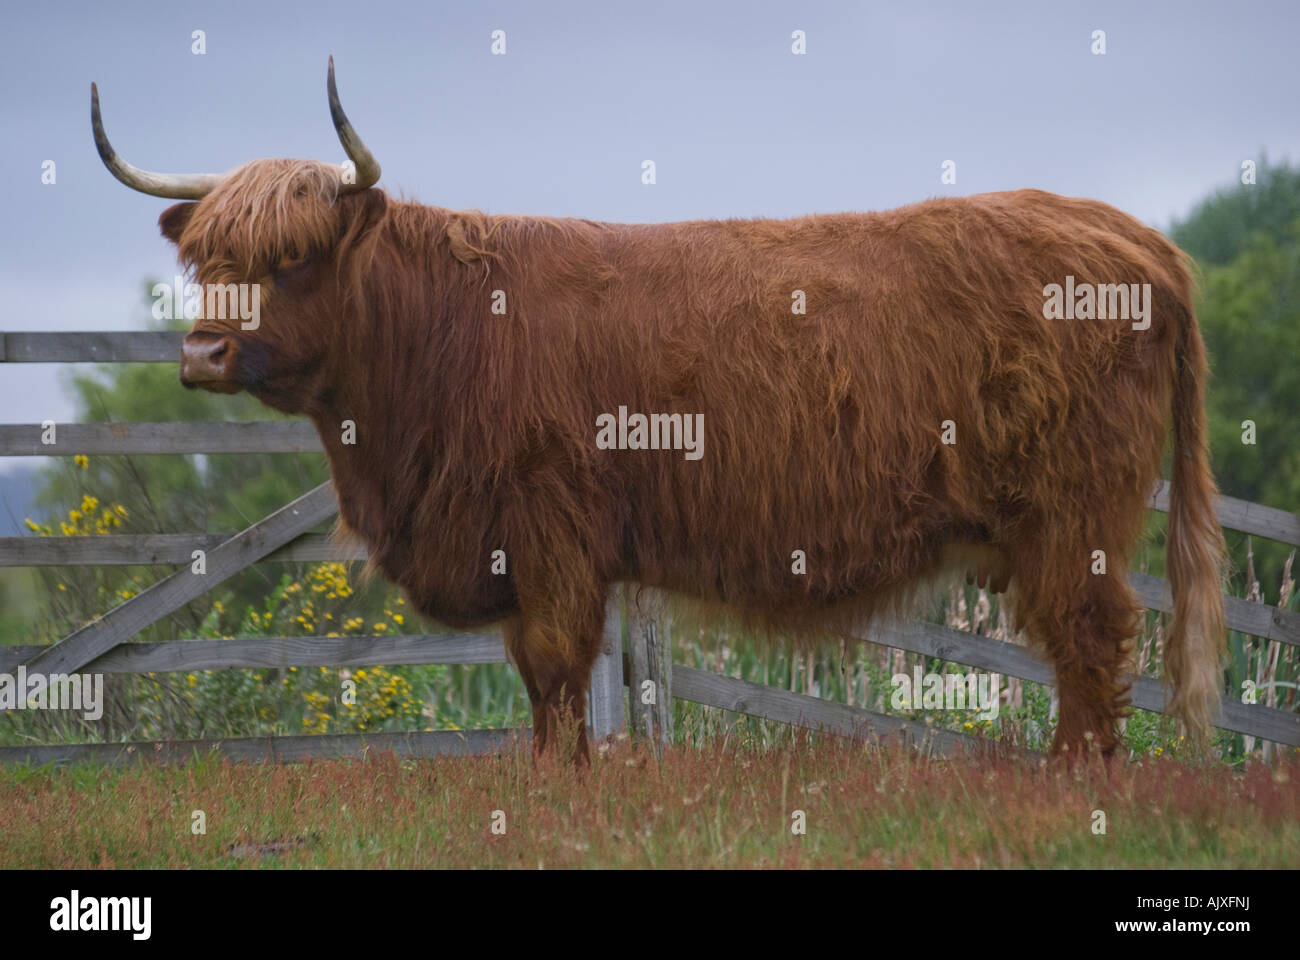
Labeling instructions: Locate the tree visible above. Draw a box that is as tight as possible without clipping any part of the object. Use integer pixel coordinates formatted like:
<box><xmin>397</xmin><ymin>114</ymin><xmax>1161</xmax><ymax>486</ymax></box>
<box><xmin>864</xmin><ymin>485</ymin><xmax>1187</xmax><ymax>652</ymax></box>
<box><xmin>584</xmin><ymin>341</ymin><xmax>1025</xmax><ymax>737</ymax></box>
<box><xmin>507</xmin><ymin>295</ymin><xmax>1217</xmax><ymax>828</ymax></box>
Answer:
<box><xmin>1170</xmin><ymin>157</ymin><xmax>1300</xmax><ymax>593</ymax></box>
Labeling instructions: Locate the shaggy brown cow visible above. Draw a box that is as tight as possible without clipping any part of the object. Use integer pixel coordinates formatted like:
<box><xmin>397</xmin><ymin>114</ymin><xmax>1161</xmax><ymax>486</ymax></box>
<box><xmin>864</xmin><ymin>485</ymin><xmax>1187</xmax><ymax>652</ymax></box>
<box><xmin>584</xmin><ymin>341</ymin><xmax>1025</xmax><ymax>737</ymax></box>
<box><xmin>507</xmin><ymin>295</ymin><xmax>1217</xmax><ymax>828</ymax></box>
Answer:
<box><xmin>93</xmin><ymin>60</ymin><xmax>1227</xmax><ymax>761</ymax></box>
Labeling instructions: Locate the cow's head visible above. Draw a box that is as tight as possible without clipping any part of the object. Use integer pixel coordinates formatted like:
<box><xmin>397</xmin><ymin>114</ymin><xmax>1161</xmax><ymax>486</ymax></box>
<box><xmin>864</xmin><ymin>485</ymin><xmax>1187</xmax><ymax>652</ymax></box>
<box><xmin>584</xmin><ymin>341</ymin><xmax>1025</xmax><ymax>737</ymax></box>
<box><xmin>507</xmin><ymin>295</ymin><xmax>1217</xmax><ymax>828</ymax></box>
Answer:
<box><xmin>92</xmin><ymin>58</ymin><xmax>385</xmax><ymax>414</ymax></box>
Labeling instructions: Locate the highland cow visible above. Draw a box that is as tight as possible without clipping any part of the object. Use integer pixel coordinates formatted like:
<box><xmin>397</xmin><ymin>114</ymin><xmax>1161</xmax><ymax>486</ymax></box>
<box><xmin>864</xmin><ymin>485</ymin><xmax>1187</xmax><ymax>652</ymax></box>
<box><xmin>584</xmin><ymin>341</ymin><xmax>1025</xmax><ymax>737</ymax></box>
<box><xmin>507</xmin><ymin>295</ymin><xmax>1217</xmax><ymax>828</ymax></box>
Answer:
<box><xmin>93</xmin><ymin>59</ymin><xmax>1227</xmax><ymax>762</ymax></box>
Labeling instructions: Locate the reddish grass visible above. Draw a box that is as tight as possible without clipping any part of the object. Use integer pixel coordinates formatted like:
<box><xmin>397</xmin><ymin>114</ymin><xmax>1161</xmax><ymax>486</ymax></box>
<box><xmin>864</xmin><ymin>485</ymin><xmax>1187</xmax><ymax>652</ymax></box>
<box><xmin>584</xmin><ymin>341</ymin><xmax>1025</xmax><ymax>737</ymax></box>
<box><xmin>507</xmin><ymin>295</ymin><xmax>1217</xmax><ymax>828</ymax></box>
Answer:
<box><xmin>0</xmin><ymin>736</ymin><xmax>1295</xmax><ymax>868</ymax></box>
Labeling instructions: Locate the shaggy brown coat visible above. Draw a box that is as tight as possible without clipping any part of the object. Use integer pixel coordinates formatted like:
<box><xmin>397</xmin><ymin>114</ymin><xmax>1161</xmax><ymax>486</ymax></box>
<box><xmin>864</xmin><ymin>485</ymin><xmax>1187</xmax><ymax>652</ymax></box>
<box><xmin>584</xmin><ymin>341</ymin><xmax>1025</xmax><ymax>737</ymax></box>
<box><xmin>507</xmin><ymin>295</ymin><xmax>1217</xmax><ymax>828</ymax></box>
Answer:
<box><xmin>161</xmin><ymin>160</ymin><xmax>1227</xmax><ymax>760</ymax></box>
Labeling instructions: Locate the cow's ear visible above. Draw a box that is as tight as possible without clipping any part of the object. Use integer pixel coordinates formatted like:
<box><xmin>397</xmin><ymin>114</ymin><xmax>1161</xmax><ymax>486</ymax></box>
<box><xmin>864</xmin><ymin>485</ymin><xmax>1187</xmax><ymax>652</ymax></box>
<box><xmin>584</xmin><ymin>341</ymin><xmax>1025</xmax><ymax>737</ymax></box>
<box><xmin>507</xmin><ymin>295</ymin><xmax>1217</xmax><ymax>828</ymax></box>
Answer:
<box><xmin>159</xmin><ymin>202</ymin><xmax>197</xmax><ymax>244</ymax></box>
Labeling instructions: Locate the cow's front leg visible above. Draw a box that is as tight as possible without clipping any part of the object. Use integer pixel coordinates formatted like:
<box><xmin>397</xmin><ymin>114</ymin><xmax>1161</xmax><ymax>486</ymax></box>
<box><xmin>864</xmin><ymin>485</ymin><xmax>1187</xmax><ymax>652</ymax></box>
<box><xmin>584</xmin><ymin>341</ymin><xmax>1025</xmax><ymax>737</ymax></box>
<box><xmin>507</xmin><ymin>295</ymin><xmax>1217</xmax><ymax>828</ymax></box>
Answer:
<box><xmin>502</xmin><ymin>577</ymin><xmax>609</xmax><ymax>764</ymax></box>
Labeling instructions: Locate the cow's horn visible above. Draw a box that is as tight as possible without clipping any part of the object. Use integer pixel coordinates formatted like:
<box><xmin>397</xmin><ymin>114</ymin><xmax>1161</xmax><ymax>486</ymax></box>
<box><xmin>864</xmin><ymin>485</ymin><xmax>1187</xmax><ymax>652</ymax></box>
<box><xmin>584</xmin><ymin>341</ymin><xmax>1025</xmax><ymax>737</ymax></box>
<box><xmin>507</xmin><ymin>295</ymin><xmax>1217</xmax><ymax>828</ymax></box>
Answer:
<box><xmin>327</xmin><ymin>56</ymin><xmax>381</xmax><ymax>192</ymax></box>
<box><xmin>91</xmin><ymin>83</ymin><xmax>225</xmax><ymax>200</ymax></box>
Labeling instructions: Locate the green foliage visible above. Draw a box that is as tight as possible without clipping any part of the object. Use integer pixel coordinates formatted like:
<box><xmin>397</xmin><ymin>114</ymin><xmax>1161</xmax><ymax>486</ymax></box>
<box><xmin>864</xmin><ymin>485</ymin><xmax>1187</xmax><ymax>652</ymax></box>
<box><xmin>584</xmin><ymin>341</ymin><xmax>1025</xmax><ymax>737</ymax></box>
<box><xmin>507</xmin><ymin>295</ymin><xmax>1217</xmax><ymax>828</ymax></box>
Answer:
<box><xmin>1171</xmin><ymin>156</ymin><xmax>1300</xmax><ymax>593</ymax></box>
<box><xmin>1171</xmin><ymin>156</ymin><xmax>1300</xmax><ymax>268</ymax></box>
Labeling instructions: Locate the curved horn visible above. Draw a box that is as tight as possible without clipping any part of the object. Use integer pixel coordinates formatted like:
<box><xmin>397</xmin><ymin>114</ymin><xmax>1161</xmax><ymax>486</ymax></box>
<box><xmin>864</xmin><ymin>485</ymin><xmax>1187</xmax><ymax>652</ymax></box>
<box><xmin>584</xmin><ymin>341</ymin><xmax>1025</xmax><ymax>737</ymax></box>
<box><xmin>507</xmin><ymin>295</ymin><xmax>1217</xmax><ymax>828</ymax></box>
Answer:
<box><xmin>91</xmin><ymin>83</ymin><xmax>225</xmax><ymax>200</ymax></box>
<box><xmin>327</xmin><ymin>56</ymin><xmax>382</xmax><ymax>192</ymax></box>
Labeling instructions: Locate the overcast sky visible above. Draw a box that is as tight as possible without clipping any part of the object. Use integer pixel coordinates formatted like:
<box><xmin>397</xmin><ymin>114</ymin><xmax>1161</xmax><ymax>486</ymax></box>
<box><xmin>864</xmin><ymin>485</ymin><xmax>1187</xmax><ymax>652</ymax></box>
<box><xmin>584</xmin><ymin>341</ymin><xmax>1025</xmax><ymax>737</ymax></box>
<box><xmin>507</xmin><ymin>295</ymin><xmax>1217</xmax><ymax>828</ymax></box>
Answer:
<box><xmin>2</xmin><ymin>0</ymin><xmax>1298</xmax><ymax>474</ymax></box>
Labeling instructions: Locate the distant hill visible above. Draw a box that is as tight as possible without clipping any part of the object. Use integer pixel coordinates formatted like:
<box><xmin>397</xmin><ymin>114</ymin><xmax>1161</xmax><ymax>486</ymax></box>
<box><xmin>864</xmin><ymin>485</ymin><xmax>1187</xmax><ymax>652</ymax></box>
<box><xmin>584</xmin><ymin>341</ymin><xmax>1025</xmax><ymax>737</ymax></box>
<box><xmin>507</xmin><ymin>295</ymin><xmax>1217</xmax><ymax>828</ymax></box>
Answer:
<box><xmin>0</xmin><ymin>466</ymin><xmax>41</xmax><ymax>536</ymax></box>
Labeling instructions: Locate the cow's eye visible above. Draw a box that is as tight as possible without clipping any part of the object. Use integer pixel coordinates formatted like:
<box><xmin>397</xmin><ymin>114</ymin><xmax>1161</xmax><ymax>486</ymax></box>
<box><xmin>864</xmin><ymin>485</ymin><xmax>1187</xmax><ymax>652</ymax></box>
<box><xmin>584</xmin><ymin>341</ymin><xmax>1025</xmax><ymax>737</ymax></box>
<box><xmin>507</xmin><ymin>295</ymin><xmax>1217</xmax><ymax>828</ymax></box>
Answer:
<box><xmin>275</xmin><ymin>249</ymin><xmax>306</xmax><ymax>273</ymax></box>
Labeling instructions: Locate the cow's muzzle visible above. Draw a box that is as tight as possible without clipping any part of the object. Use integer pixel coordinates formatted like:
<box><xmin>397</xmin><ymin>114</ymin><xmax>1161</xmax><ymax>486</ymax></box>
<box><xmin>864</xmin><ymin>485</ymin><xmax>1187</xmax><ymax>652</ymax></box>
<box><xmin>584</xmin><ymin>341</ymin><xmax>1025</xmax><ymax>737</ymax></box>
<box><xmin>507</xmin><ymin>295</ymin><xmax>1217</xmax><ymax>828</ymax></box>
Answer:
<box><xmin>180</xmin><ymin>333</ymin><xmax>242</xmax><ymax>393</ymax></box>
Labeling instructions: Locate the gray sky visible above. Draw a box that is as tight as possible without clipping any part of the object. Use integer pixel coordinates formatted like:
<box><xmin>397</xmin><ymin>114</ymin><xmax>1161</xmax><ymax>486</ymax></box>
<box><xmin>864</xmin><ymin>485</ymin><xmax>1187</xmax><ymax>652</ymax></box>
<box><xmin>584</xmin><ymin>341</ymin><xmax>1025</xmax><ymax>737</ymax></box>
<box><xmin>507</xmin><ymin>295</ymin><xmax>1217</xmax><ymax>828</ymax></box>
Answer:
<box><xmin>2</xmin><ymin>0</ymin><xmax>1298</xmax><ymax>474</ymax></box>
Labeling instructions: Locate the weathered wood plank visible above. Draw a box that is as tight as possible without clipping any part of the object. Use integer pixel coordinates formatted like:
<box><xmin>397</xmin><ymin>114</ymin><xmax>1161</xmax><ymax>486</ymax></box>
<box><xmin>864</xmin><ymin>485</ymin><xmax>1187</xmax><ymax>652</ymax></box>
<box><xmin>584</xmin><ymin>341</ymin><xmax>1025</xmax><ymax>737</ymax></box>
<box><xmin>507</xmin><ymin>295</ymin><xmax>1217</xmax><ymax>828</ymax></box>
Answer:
<box><xmin>0</xmin><ymin>532</ymin><xmax>362</xmax><ymax>566</ymax></box>
<box><xmin>0</xmin><ymin>331</ymin><xmax>185</xmax><ymax>363</ymax></box>
<box><xmin>626</xmin><ymin>593</ymin><xmax>672</xmax><ymax>750</ymax></box>
<box><xmin>19</xmin><ymin>483</ymin><xmax>338</xmax><ymax>676</ymax></box>
<box><xmin>0</xmin><ymin>633</ymin><xmax>507</xmax><ymax>674</ymax></box>
<box><xmin>861</xmin><ymin>619</ymin><xmax>1300</xmax><ymax>746</ymax></box>
<box><xmin>588</xmin><ymin>588</ymin><xmax>627</xmax><ymax>739</ymax></box>
<box><xmin>867</xmin><ymin>620</ymin><xmax>1053</xmax><ymax>684</ymax></box>
<box><xmin>0</xmin><ymin>533</ymin><xmax>235</xmax><ymax>566</ymax></box>
<box><xmin>1126</xmin><ymin>674</ymin><xmax>1299</xmax><ymax>746</ymax></box>
<box><xmin>1149</xmin><ymin>478</ymin><xmax>1300</xmax><ymax>547</ymax></box>
<box><xmin>1128</xmin><ymin>572</ymin><xmax>1300</xmax><ymax>648</ymax></box>
<box><xmin>0</xmin><ymin>728</ymin><xmax>528</xmax><ymax>767</ymax></box>
<box><xmin>0</xmin><ymin>421</ymin><xmax>321</xmax><ymax>456</ymax></box>
<box><xmin>627</xmin><ymin>610</ymin><xmax>655</xmax><ymax>743</ymax></box>
<box><xmin>671</xmin><ymin>664</ymin><xmax>1000</xmax><ymax>757</ymax></box>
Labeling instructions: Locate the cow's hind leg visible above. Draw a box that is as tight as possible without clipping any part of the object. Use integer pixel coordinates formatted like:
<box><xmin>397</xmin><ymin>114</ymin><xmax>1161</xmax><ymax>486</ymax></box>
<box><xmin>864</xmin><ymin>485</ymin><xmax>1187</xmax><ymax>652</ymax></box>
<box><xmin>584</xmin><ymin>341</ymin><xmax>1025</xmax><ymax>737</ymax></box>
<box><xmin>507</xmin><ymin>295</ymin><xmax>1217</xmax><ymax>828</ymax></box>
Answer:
<box><xmin>1010</xmin><ymin>535</ymin><xmax>1141</xmax><ymax>760</ymax></box>
<box><xmin>501</xmin><ymin>617</ymin><xmax>549</xmax><ymax>754</ymax></box>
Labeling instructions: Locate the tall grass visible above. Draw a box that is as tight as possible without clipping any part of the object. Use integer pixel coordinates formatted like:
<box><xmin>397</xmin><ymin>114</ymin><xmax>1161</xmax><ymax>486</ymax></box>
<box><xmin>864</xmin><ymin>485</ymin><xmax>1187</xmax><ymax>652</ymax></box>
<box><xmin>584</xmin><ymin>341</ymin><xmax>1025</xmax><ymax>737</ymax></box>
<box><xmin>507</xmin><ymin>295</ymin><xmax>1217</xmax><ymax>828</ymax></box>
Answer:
<box><xmin>1</xmin><ymin>739</ymin><xmax>1295</xmax><ymax>868</ymax></box>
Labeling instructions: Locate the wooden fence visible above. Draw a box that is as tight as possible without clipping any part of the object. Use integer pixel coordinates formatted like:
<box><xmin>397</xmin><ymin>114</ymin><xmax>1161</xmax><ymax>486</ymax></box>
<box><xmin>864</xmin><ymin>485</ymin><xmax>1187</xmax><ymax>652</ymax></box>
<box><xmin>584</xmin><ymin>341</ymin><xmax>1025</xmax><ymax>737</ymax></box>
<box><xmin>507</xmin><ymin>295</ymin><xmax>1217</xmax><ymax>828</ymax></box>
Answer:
<box><xmin>1</xmin><ymin>330</ymin><xmax>1297</xmax><ymax>765</ymax></box>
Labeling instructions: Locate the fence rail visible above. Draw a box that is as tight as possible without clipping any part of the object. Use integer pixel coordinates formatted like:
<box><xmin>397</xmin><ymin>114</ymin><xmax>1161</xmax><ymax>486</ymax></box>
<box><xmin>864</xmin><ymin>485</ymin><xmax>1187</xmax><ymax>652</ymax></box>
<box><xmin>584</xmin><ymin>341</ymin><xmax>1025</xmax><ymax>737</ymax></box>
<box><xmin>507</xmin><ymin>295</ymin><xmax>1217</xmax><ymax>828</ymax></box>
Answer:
<box><xmin>0</xmin><ymin>633</ymin><xmax>507</xmax><ymax>674</ymax></box>
<box><xmin>0</xmin><ymin>421</ymin><xmax>319</xmax><ymax>456</ymax></box>
<box><xmin>2</xmin><ymin>330</ymin><xmax>1297</xmax><ymax>763</ymax></box>
<box><xmin>0</xmin><ymin>331</ymin><xmax>183</xmax><ymax>363</ymax></box>
<box><xmin>0</xmin><ymin>532</ymin><xmax>345</xmax><ymax>566</ymax></box>
<box><xmin>0</xmin><ymin>729</ymin><xmax>524</xmax><ymax>768</ymax></box>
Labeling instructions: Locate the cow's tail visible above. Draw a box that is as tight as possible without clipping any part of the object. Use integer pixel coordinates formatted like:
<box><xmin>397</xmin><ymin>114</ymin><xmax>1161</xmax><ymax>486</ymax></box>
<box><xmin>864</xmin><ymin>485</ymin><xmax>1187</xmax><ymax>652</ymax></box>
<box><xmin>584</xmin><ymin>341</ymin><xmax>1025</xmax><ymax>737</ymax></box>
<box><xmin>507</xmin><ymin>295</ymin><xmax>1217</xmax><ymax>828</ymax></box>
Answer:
<box><xmin>1164</xmin><ymin>290</ymin><xmax>1227</xmax><ymax>743</ymax></box>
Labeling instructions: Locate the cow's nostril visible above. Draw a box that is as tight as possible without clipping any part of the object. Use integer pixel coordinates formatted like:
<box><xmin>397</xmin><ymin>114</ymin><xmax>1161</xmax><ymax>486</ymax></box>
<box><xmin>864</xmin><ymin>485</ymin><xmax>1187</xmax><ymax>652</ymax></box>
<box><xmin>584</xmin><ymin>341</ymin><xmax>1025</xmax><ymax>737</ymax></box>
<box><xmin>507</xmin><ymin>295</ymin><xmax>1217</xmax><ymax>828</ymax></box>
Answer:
<box><xmin>181</xmin><ymin>335</ymin><xmax>237</xmax><ymax>385</ymax></box>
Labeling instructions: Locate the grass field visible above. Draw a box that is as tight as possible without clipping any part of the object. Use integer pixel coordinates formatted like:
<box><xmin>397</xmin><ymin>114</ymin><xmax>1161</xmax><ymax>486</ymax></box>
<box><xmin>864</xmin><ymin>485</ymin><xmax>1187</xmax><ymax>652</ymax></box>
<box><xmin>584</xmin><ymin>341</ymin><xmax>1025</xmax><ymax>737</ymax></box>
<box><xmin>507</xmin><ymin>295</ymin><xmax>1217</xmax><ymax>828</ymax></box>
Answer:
<box><xmin>1</xmin><ymin>735</ymin><xmax>1295</xmax><ymax>868</ymax></box>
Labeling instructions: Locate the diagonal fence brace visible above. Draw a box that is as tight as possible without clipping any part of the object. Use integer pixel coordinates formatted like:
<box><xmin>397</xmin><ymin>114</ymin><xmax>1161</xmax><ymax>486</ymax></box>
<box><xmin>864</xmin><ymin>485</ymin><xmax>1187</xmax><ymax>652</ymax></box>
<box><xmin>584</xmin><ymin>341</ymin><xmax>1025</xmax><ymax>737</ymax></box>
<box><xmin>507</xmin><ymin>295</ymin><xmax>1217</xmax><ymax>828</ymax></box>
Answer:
<box><xmin>21</xmin><ymin>482</ymin><xmax>338</xmax><ymax>677</ymax></box>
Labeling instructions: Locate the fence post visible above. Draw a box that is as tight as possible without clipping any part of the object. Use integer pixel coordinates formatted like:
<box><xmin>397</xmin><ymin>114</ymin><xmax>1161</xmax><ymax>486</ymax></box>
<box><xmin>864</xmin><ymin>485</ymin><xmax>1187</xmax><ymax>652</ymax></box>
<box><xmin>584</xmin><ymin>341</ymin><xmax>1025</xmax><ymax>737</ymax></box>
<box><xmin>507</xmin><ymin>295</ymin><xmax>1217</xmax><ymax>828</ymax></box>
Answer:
<box><xmin>587</xmin><ymin>586</ymin><xmax>627</xmax><ymax>741</ymax></box>
<box><xmin>627</xmin><ymin>589</ymin><xmax>673</xmax><ymax>753</ymax></box>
